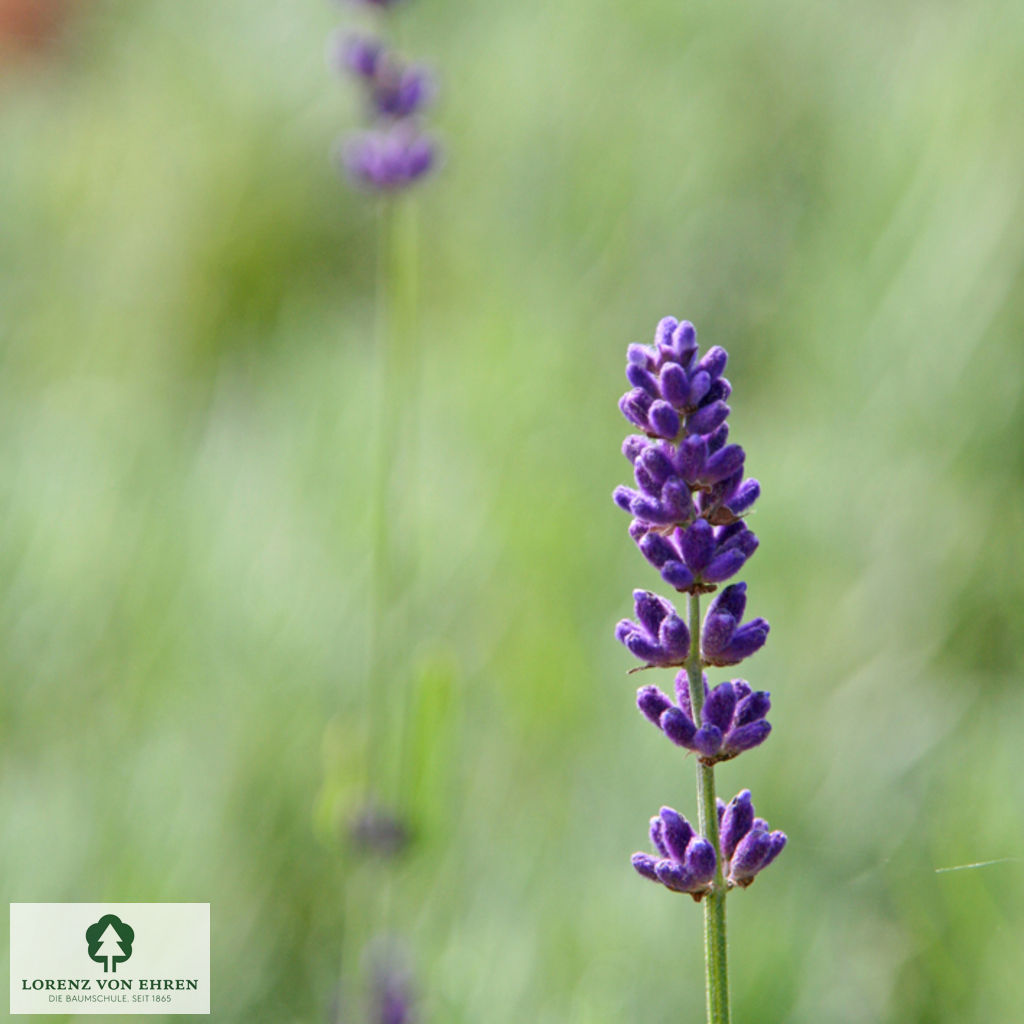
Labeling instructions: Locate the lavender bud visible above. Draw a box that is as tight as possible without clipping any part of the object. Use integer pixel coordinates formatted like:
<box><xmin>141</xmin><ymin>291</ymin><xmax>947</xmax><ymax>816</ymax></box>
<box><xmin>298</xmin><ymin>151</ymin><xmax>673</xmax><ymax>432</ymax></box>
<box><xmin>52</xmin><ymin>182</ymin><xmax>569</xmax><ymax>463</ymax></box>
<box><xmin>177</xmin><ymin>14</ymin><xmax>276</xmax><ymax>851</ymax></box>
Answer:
<box><xmin>648</xmin><ymin>401</ymin><xmax>681</xmax><ymax>439</ymax></box>
<box><xmin>710</xmin><ymin>582</ymin><xmax>747</xmax><ymax>620</ymax></box>
<box><xmin>637</xmin><ymin>685</ymin><xmax>672</xmax><ymax>725</ymax></box>
<box><xmin>692</xmin><ymin>725</ymin><xmax>723</xmax><ymax>758</ymax></box>
<box><xmin>622</xmin><ymin>435</ymin><xmax>648</xmax><ymax>463</ymax></box>
<box><xmin>638</xmin><ymin>532</ymin><xmax>676</xmax><ymax>569</ymax></box>
<box><xmin>672</xmin><ymin>321</ymin><xmax>698</xmax><ymax>364</ymax></box>
<box><xmin>631</xmin><ymin>852</ymin><xmax>660</xmax><ymax>881</ymax></box>
<box><xmin>696</xmin><ymin>345</ymin><xmax>728</xmax><ymax>380</ymax></box>
<box><xmin>719</xmin><ymin>789</ymin><xmax>754</xmax><ymax>859</ymax></box>
<box><xmin>635</xmin><ymin>590</ymin><xmax>670</xmax><ymax>634</ymax></box>
<box><xmin>612</xmin><ymin>485</ymin><xmax>637</xmax><ymax>512</ymax></box>
<box><xmin>703</xmin><ymin>444</ymin><xmax>745</xmax><ymax>484</ymax></box>
<box><xmin>687</xmin><ymin>370</ymin><xmax>711</xmax><ymax>407</ymax></box>
<box><xmin>626</xmin><ymin>362</ymin><xmax>660</xmax><ymax>396</ymax></box>
<box><xmin>660</xmin><ymin>706</ymin><xmax>697</xmax><ymax>746</ymax></box>
<box><xmin>701</xmin><ymin>680</ymin><xmax>737</xmax><ymax>732</ymax></box>
<box><xmin>655</xmin><ymin>859</ymin><xmax>698</xmax><ymax>893</ymax></box>
<box><xmin>704</xmin><ymin>376</ymin><xmax>732</xmax><ymax>403</ymax></box>
<box><xmin>654</xmin><ymin>316</ymin><xmax>679</xmax><ymax>350</ymax></box>
<box><xmin>627</xmin><ymin>343</ymin><xmax>655</xmax><ymax>368</ymax></box>
<box><xmin>660</xmin><ymin>363</ymin><xmax>690</xmax><ymax>408</ymax></box>
<box><xmin>677</xmin><ymin>435</ymin><xmax>707</xmax><ymax>483</ymax></box>
<box><xmin>723</xmin><ymin>719</ymin><xmax>772</xmax><ymax>753</ymax></box>
<box><xmin>619</xmin><ymin>388</ymin><xmax>653</xmax><ymax>431</ymax></box>
<box><xmin>706</xmin><ymin>422</ymin><xmax>729</xmax><ymax>454</ymax></box>
<box><xmin>684</xmin><ymin>837</ymin><xmax>717</xmax><ymax>886</ymax></box>
<box><xmin>729</xmin><ymin>829</ymin><xmax>773</xmax><ymax>884</ymax></box>
<box><xmin>680</xmin><ymin>518</ymin><xmax>715</xmax><ymax>573</ymax></box>
<box><xmin>638</xmin><ymin>444</ymin><xmax>675</xmax><ymax>484</ymax></box>
<box><xmin>659</xmin><ymin>807</ymin><xmax>694</xmax><ymax>860</ymax></box>
<box><xmin>661</xmin><ymin>479</ymin><xmax>695</xmax><ymax>522</ymax></box>
<box><xmin>687</xmin><ymin>401</ymin><xmax>730</xmax><ymax>436</ymax></box>
<box><xmin>712</xmin><ymin>619</ymin><xmax>770</xmax><ymax>666</ymax></box>
<box><xmin>649</xmin><ymin>815</ymin><xmax>669</xmax><ymax>857</ymax></box>
<box><xmin>724</xmin><ymin>478</ymin><xmax>761</xmax><ymax>515</ymax></box>
<box><xmin>703</xmin><ymin>548</ymin><xmax>748</xmax><ymax>584</ymax></box>
<box><xmin>733</xmin><ymin>690</ymin><xmax>771</xmax><ymax>726</ymax></box>
<box><xmin>661</xmin><ymin>561</ymin><xmax>696</xmax><ymax>591</ymax></box>
<box><xmin>658</xmin><ymin>613</ymin><xmax>690</xmax><ymax>653</ymax></box>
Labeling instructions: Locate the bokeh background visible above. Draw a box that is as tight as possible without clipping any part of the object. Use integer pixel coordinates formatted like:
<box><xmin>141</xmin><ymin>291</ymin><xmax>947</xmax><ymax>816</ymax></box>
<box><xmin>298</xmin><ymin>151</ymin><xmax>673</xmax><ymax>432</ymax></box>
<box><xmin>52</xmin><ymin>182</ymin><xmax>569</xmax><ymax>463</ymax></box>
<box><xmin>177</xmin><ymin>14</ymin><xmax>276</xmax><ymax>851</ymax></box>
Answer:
<box><xmin>2</xmin><ymin>0</ymin><xmax>1024</xmax><ymax>1021</ymax></box>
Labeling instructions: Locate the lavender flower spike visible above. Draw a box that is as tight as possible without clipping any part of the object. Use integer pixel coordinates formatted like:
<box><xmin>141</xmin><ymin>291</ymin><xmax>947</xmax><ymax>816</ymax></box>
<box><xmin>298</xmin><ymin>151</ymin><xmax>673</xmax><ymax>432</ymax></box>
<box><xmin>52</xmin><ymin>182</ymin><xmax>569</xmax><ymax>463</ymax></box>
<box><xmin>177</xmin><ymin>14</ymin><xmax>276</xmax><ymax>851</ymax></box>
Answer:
<box><xmin>615</xmin><ymin>315</ymin><xmax>785</xmax><ymax>1024</ymax></box>
<box><xmin>632</xmin><ymin>806</ymin><xmax>717</xmax><ymax>900</ymax></box>
<box><xmin>616</xmin><ymin>590</ymin><xmax>690</xmax><ymax>667</ymax></box>
<box><xmin>717</xmin><ymin>790</ymin><xmax>787</xmax><ymax>888</ymax></box>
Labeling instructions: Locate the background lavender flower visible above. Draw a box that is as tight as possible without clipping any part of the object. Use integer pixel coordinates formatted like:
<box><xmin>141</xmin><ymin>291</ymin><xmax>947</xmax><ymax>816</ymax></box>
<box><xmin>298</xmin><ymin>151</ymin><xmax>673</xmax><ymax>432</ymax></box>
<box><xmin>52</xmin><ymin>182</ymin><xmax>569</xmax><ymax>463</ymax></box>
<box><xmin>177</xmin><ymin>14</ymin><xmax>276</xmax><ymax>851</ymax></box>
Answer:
<box><xmin>340</xmin><ymin>127</ymin><xmax>436</xmax><ymax>191</ymax></box>
<box><xmin>331</xmin><ymin>14</ymin><xmax>439</xmax><ymax>192</ymax></box>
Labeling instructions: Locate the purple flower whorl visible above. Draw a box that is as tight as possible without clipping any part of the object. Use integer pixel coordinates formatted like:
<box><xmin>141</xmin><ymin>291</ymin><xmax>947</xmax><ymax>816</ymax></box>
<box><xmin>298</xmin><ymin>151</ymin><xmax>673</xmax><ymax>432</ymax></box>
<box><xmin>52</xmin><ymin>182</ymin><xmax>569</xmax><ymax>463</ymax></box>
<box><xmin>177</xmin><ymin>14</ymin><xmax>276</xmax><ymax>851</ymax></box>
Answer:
<box><xmin>631</xmin><ymin>806</ymin><xmax>717</xmax><ymax>900</ymax></box>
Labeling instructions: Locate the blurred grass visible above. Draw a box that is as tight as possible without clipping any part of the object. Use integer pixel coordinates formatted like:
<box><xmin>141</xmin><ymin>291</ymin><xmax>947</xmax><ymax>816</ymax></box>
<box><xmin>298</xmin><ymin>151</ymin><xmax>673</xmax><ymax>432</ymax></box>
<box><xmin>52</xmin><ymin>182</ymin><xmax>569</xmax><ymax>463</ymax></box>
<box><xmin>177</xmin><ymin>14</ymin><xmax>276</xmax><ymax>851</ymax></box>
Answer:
<box><xmin>1</xmin><ymin>0</ymin><xmax>1023</xmax><ymax>1021</ymax></box>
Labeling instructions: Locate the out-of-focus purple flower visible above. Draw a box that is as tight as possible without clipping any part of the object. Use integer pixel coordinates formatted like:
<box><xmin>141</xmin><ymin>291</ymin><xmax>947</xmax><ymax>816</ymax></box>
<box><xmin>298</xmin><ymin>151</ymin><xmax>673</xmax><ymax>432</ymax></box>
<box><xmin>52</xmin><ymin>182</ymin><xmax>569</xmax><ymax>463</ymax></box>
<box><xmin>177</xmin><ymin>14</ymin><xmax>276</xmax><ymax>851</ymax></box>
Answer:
<box><xmin>701</xmin><ymin>582</ymin><xmax>770</xmax><ymax>666</ymax></box>
<box><xmin>331</xmin><ymin>32</ymin><xmax>384</xmax><ymax>78</ymax></box>
<box><xmin>367</xmin><ymin>943</ymin><xmax>416</xmax><ymax>1024</ymax></box>
<box><xmin>615</xmin><ymin>590</ymin><xmax>690</xmax><ymax>667</ymax></box>
<box><xmin>348</xmin><ymin>803</ymin><xmax>413</xmax><ymax>858</ymax></box>
<box><xmin>631</xmin><ymin>517</ymin><xmax>759</xmax><ymax>593</ymax></box>
<box><xmin>631</xmin><ymin>806</ymin><xmax>716</xmax><ymax>900</ymax></box>
<box><xmin>636</xmin><ymin>673</ymin><xmax>771</xmax><ymax>763</ymax></box>
<box><xmin>716</xmin><ymin>790</ymin><xmax>786</xmax><ymax>888</ymax></box>
<box><xmin>369</xmin><ymin>61</ymin><xmax>435</xmax><ymax>119</ymax></box>
<box><xmin>339</xmin><ymin>127</ymin><xmax>437</xmax><ymax>191</ymax></box>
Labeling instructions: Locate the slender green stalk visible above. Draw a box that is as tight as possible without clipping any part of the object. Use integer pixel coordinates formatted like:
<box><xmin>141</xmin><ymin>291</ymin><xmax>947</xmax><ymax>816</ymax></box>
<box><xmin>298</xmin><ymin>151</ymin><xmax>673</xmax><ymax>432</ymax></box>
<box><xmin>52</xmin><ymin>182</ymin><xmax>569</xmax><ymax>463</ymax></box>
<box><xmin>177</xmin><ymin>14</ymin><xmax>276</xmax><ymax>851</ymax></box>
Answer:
<box><xmin>366</xmin><ymin>195</ymin><xmax>420</xmax><ymax>807</ymax></box>
<box><xmin>685</xmin><ymin>591</ymin><xmax>731</xmax><ymax>1024</ymax></box>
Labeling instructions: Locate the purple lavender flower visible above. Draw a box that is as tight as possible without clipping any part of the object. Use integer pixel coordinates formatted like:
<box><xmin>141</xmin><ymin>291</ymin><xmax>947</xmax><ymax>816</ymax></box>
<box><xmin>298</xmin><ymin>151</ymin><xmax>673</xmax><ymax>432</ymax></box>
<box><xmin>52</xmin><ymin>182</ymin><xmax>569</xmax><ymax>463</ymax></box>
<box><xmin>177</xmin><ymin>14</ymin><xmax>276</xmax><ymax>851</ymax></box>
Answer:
<box><xmin>331</xmin><ymin>8</ymin><xmax>440</xmax><ymax>193</ymax></box>
<box><xmin>368</xmin><ymin>61</ymin><xmax>435</xmax><ymax>119</ymax></box>
<box><xmin>348</xmin><ymin>803</ymin><xmax>413</xmax><ymax>858</ymax></box>
<box><xmin>340</xmin><ymin>127</ymin><xmax>437</xmax><ymax>191</ymax></box>
<box><xmin>331</xmin><ymin>32</ymin><xmax>384</xmax><ymax>78</ymax></box>
<box><xmin>615</xmin><ymin>590</ymin><xmax>690</xmax><ymax>667</ymax></box>
<box><xmin>333</xmin><ymin>35</ymin><xmax>436</xmax><ymax>120</ymax></box>
<box><xmin>367</xmin><ymin>943</ymin><xmax>416</xmax><ymax>1024</ymax></box>
<box><xmin>631</xmin><ymin>517</ymin><xmax>759</xmax><ymax>593</ymax></box>
<box><xmin>631</xmin><ymin>806</ymin><xmax>717</xmax><ymax>900</ymax></box>
<box><xmin>717</xmin><ymin>790</ymin><xmax>786</xmax><ymax>888</ymax></box>
<box><xmin>701</xmin><ymin>582</ymin><xmax>770</xmax><ymax>666</ymax></box>
<box><xmin>636</xmin><ymin>673</ymin><xmax>771</xmax><ymax>763</ymax></box>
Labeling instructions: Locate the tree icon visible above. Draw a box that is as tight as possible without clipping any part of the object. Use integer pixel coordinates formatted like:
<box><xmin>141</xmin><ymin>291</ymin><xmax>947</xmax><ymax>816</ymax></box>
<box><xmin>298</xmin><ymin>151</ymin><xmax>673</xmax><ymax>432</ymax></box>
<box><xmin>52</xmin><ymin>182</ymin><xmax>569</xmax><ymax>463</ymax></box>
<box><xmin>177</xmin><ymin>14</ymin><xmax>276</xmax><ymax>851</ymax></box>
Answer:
<box><xmin>85</xmin><ymin>914</ymin><xmax>134</xmax><ymax>973</ymax></box>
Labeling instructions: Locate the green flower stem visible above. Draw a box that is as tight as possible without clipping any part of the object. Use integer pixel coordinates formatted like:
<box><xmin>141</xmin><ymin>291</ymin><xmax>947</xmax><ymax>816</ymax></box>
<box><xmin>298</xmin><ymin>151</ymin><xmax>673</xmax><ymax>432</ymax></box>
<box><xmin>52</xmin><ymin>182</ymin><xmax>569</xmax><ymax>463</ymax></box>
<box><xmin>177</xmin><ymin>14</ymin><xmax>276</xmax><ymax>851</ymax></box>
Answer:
<box><xmin>686</xmin><ymin>591</ymin><xmax>731</xmax><ymax>1024</ymax></box>
<box><xmin>366</xmin><ymin>195</ymin><xmax>420</xmax><ymax>807</ymax></box>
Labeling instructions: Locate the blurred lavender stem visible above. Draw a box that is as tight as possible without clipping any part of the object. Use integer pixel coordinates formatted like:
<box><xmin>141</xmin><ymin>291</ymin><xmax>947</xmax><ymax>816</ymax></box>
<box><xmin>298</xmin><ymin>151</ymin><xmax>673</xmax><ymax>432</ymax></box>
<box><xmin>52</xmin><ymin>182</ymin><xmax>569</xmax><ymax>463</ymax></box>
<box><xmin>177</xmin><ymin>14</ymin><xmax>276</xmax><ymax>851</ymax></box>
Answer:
<box><xmin>367</xmin><ymin>193</ymin><xmax>419</xmax><ymax>807</ymax></box>
<box><xmin>685</xmin><ymin>590</ymin><xmax>731</xmax><ymax>1024</ymax></box>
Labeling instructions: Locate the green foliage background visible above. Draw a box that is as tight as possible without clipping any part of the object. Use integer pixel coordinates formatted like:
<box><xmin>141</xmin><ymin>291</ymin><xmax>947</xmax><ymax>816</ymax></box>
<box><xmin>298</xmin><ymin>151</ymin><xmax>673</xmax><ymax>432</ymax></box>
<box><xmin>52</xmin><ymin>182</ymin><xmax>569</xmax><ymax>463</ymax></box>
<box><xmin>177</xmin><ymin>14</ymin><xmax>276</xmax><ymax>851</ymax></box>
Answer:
<box><xmin>2</xmin><ymin>1</ymin><xmax>1023</xmax><ymax>1020</ymax></box>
